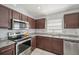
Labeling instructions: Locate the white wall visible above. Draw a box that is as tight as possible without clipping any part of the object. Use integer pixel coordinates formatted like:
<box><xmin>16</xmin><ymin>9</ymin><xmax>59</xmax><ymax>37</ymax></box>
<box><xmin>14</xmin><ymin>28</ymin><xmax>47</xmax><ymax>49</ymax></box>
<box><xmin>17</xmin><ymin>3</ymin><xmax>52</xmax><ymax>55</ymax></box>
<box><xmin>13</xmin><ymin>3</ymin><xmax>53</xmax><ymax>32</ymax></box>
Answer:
<box><xmin>36</xmin><ymin>6</ymin><xmax>79</xmax><ymax>35</ymax></box>
<box><xmin>1</xmin><ymin>5</ymin><xmax>79</xmax><ymax>40</ymax></box>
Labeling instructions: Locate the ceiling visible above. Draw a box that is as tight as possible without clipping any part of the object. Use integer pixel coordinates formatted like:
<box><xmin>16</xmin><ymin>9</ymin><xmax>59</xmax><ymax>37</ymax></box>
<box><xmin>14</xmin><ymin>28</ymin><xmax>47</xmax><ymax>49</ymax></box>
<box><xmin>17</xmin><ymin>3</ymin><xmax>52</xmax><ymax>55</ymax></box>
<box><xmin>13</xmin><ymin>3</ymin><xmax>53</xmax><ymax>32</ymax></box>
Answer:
<box><xmin>10</xmin><ymin>4</ymin><xmax>79</xmax><ymax>19</ymax></box>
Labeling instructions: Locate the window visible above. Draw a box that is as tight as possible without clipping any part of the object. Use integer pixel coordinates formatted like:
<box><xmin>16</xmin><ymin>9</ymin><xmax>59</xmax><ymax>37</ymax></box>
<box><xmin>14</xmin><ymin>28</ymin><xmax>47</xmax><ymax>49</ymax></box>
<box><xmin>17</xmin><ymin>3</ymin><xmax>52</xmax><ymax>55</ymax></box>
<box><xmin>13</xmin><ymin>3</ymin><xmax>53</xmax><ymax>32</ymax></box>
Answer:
<box><xmin>46</xmin><ymin>19</ymin><xmax>63</xmax><ymax>33</ymax></box>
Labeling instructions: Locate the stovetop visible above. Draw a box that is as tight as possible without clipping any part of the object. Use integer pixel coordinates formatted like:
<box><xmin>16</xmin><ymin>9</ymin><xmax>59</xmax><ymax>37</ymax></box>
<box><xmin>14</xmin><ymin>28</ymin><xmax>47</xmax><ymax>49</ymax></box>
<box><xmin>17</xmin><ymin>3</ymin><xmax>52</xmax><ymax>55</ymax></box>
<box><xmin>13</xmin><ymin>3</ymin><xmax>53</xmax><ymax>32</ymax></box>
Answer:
<box><xmin>9</xmin><ymin>37</ymin><xmax>31</xmax><ymax>43</ymax></box>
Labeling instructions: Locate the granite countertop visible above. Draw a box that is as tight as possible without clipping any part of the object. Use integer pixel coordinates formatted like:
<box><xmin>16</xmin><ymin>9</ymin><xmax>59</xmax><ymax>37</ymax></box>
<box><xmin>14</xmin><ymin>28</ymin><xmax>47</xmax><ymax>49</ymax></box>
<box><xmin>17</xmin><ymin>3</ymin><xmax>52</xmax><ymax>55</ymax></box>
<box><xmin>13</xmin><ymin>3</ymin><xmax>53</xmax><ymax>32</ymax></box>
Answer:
<box><xmin>0</xmin><ymin>40</ymin><xmax>15</xmax><ymax>48</ymax></box>
<box><xmin>30</xmin><ymin>33</ymin><xmax>79</xmax><ymax>41</ymax></box>
<box><xmin>1</xmin><ymin>32</ymin><xmax>79</xmax><ymax>49</ymax></box>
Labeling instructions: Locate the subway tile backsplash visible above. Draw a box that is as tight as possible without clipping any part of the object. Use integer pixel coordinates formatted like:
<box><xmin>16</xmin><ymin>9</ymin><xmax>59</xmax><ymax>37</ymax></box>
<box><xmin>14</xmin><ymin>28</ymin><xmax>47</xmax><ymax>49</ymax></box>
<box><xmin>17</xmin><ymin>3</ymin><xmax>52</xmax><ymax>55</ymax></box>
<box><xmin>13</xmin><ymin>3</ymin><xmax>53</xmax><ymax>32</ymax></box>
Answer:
<box><xmin>0</xmin><ymin>28</ymin><xmax>35</xmax><ymax>40</ymax></box>
<box><xmin>0</xmin><ymin>29</ymin><xmax>8</xmax><ymax>40</ymax></box>
<box><xmin>63</xmin><ymin>29</ymin><xmax>79</xmax><ymax>35</ymax></box>
<box><xmin>0</xmin><ymin>28</ymin><xmax>79</xmax><ymax>40</ymax></box>
<box><xmin>36</xmin><ymin>29</ymin><xmax>79</xmax><ymax>35</ymax></box>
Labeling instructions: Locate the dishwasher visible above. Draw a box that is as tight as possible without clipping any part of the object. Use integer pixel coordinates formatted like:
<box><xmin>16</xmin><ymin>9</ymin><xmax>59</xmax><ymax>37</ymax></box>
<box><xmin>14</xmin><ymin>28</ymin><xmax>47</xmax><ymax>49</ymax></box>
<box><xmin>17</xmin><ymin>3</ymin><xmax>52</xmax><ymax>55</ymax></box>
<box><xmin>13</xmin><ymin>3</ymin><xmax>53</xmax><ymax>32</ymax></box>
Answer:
<box><xmin>64</xmin><ymin>40</ymin><xmax>79</xmax><ymax>55</ymax></box>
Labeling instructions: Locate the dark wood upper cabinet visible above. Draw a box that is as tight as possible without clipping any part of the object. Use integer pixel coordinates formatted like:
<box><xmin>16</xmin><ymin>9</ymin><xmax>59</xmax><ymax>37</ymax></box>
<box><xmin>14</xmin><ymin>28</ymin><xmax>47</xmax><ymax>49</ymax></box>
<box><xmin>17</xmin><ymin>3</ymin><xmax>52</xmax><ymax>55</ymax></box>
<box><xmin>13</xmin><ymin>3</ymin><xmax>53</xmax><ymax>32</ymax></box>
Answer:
<box><xmin>64</xmin><ymin>13</ymin><xmax>79</xmax><ymax>28</ymax></box>
<box><xmin>35</xmin><ymin>18</ymin><xmax>45</xmax><ymax>29</ymax></box>
<box><xmin>21</xmin><ymin>14</ymin><xmax>28</xmax><ymax>21</ymax></box>
<box><xmin>27</xmin><ymin>16</ymin><xmax>35</xmax><ymax>29</ymax></box>
<box><xmin>36</xmin><ymin>36</ymin><xmax>63</xmax><ymax>55</ymax></box>
<box><xmin>0</xmin><ymin>5</ymin><xmax>12</xmax><ymax>28</ymax></box>
<box><xmin>0</xmin><ymin>5</ymin><xmax>36</xmax><ymax>29</ymax></box>
<box><xmin>31</xmin><ymin>19</ymin><xmax>35</xmax><ymax>29</ymax></box>
<box><xmin>12</xmin><ymin>10</ymin><xmax>21</xmax><ymax>20</ymax></box>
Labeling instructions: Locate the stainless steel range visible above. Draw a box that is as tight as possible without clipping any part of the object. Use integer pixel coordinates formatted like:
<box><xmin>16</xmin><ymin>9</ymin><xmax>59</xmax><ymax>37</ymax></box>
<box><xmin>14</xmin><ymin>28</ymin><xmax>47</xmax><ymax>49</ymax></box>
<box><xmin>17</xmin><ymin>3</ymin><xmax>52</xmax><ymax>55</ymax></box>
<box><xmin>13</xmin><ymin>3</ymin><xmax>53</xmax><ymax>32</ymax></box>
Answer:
<box><xmin>8</xmin><ymin>32</ymin><xmax>32</xmax><ymax>55</ymax></box>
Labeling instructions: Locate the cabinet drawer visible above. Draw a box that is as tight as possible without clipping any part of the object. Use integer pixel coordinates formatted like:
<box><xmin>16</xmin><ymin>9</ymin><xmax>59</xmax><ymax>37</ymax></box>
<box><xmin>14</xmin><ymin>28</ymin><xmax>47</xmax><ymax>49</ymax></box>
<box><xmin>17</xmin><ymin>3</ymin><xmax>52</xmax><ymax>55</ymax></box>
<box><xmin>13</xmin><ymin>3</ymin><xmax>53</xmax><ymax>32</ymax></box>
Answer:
<box><xmin>0</xmin><ymin>49</ymin><xmax>13</xmax><ymax>55</ymax></box>
<box><xmin>0</xmin><ymin>44</ymin><xmax>15</xmax><ymax>53</ymax></box>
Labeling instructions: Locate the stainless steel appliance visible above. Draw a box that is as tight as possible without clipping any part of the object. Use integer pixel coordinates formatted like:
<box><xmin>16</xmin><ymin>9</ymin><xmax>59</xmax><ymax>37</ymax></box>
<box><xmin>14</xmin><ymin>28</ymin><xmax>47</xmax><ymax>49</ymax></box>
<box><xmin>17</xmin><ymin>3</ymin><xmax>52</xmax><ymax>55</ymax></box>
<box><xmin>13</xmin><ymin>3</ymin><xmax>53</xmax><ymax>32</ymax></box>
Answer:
<box><xmin>16</xmin><ymin>38</ymin><xmax>31</xmax><ymax>55</ymax></box>
<box><xmin>11</xmin><ymin>19</ymin><xmax>29</xmax><ymax>29</ymax></box>
<box><xmin>64</xmin><ymin>40</ymin><xmax>79</xmax><ymax>55</ymax></box>
<box><xmin>8</xmin><ymin>32</ymin><xmax>31</xmax><ymax>55</ymax></box>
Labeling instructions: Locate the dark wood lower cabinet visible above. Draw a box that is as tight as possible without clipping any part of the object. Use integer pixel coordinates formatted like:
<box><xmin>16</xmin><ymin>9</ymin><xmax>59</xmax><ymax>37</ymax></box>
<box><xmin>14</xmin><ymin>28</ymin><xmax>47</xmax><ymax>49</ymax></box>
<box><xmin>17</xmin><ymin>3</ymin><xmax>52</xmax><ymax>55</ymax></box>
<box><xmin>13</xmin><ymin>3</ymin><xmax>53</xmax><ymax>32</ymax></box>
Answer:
<box><xmin>1</xmin><ymin>49</ymin><xmax>14</xmax><ymax>55</ymax></box>
<box><xmin>35</xmin><ymin>36</ymin><xmax>63</xmax><ymax>55</ymax></box>
<box><xmin>0</xmin><ymin>44</ymin><xmax>16</xmax><ymax>55</ymax></box>
<box><xmin>36</xmin><ymin>36</ymin><xmax>51</xmax><ymax>51</ymax></box>
<box><xmin>51</xmin><ymin>38</ymin><xmax>63</xmax><ymax>55</ymax></box>
<box><xmin>31</xmin><ymin>37</ymin><xmax>36</xmax><ymax>51</ymax></box>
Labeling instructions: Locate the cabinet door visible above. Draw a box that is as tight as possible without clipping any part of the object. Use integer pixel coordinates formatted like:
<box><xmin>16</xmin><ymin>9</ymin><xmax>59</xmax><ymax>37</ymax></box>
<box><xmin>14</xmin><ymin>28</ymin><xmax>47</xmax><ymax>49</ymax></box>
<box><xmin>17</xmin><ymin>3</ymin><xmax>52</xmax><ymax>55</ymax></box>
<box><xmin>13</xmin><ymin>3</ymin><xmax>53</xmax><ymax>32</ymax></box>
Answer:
<box><xmin>36</xmin><ymin>36</ymin><xmax>51</xmax><ymax>52</ymax></box>
<box><xmin>51</xmin><ymin>38</ymin><xmax>63</xmax><ymax>55</ymax></box>
<box><xmin>0</xmin><ymin>44</ymin><xmax>16</xmax><ymax>55</ymax></box>
<box><xmin>8</xmin><ymin>9</ymin><xmax>12</xmax><ymax>29</ymax></box>
<box><xmin>31</xmin><ymin>37</ymin><xmax>36</xmax><ymax>51</ymax></box>
<box><xmin>36</xmin><ymin>36</ymin><xmax>45</xmax><ymax>49</ymax></box>
<box><xmin>0</xmin><ymin>5</ymin><xmax>11</xmax><ymax>28</ymax></box>
<box><xmin>35</xmin><ymin>20</ymin><xmax>39</xmax><ymax>29</ymax></box>
<box><xmin>21</xmin><ymin>14</ymin><xmax>28</xmax><ymax>21</ymax></box>
<box><xmin>12</xmin><ymin>10</ymin><xmax>21</xmax><ymax>19</ymax></box>
<box><xmin>43</xmin><ymin>37</ymin><xmax>52</xmax><ymax>51</ymax></box>
<box><xmin>27</xmin><ymin>16</ymin><xmax>35</xmax><ymax>29</ymax></box>
<box><xmin>64</xmin><ymin>13</ymin><xmax>79</xmax><ymax>28</ymax></box>
<box><xmin>36</xmin><ymin>36</ymin><xmax>63</xmax><ymax>55</ymax></box>
<box><xmin>35</xmin><ymin>18</ymin><xmax>45</xmax><ymax>29</ymax></box>
<box><xmin>39</xmin><ymin>18</ymin><xmax>45</xmax><ymax>29</ymax></box>
<box><xmin>27</xmin><ymin>16</ymin><xmax>32</xmax><ymax>28</ymax></box>
<box><xmin>1</xmin><ymin>49</ymin><xmax>13</xmax><ymax>55</ymax></box>
<box><xmin>31</xmin><ymin>19</ymin><xmax>35</xmax><ymax>29</ymax></box>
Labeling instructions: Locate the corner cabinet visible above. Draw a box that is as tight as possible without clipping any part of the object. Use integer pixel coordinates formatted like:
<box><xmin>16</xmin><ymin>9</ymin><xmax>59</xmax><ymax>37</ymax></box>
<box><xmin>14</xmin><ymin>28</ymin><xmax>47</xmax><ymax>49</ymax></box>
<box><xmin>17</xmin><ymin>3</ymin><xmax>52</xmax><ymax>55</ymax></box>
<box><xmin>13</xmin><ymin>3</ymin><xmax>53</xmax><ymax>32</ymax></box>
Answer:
<box><xmin>0</xmin><ymin>5</ymin><xmax>12</xmax><ymax>28</ymax></box>
<box><xmin>21</xmin><ymin>14</ymin><xmax>28</xmax><ymax>22</ymax></box>
<box><xmin>64</xmin><ymin>13</ymin><xmax>79</xmax><ymax>28</ymax></box>
<box><xmin>35</xmin><ymin>18</ymin><xmax>45</xmax><ymax>29</ymax></box>
<box><xmin>27</xmin><ymin>16</ymin><xmax>35</xmax><ymax>29</ymax></box>
<box><xmin>0</xmin><ymin>44</ymin><xmax>16</xmax><ymax>55</ymax></box>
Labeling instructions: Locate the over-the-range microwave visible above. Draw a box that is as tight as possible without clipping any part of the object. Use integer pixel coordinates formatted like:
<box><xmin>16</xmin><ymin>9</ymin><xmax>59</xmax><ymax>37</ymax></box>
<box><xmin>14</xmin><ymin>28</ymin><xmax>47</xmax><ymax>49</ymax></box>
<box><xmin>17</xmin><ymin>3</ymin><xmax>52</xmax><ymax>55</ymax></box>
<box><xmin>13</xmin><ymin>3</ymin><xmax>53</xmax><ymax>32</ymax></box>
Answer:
<box><xmin>11</xmin><ymin>19</ymin><xmax>29</xmax><ymax>30</ymax></box>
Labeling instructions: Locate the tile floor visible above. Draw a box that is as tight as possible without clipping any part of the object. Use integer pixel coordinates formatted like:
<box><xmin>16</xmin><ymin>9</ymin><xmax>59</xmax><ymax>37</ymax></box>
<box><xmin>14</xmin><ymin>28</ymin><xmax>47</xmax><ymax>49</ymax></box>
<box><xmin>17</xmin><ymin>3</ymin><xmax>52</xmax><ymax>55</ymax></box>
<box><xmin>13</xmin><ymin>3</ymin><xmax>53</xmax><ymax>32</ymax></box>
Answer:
<box><xmin>31</xmin><ymin>48</ymin><xmax>56</xmax><ymax>55</ymax></box>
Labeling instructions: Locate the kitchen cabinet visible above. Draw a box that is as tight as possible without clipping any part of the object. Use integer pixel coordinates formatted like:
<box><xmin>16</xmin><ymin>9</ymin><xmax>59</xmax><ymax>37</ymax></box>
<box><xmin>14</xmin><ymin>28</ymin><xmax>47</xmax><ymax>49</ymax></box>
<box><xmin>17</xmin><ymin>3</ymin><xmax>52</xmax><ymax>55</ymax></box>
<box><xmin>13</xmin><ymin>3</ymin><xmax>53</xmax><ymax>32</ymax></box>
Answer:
<box><xmin>0</xmin><ymin>44</ymin><xmax>16</xmax><ymax>55</ymax></box>
<box><xmin>27</xmin><ymin>16</ymin><xmax>35</xmax><ymax>29</ymax></box>
<box><xmin>36</xmin><ymin>36</ymin><xmax>51</xmax><ymax>51</ymax></box>
<box><xmin>31</xmin><ymin>37</ymin><xmax>36</xmax><ymax>51</ymax></box>
<box><xmin>64</xmin><ymin>13</ymin><xmax>79</xmax><ymax>28</ymax></box>
<box><xmin>0</xmin><ymin>5</ymin><xmax>36</xmax><ymax>29</ymax></box>
<box><xmin>31</xmin><ymin>19</ymin><xmax>35</xmax><ymax>29</ymax></box>
<box><xmin>12</xmin><ymin>10</ymin><xmax>21</xmax><ymax>20</ymax></box>
<box><xmin>21</xmin><ymin>14</ymin><xmax>28</xmax><ymax>22</ymax></box>
<box><xmin>35</xmin><ymin>18</ymin><xmax>45</xmax><ymax>29</ymax></box>
<box><xmin>0</xmin><ymin>5</ymin><xmax>12</xmax><ymax>28</ymax></box>
<box><xmin>51</xmin><ymin>38</ymin><xmax>63</xmax><ymax>55</ymax></box>
<box><xmin>36</xmin><ymin>36</ymin><xmax>63</xmax><ymax>55</ymax></box>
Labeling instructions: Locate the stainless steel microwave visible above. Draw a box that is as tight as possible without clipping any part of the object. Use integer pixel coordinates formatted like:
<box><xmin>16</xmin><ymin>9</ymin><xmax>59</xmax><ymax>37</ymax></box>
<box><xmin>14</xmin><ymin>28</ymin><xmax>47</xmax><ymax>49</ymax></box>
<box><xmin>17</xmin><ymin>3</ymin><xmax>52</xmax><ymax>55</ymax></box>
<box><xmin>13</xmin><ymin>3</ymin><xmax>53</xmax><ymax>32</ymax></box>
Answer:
<box><xmin>11</xmin><ymin>19</ymin><xmax>29</xmax><ymax>30</ymax></box>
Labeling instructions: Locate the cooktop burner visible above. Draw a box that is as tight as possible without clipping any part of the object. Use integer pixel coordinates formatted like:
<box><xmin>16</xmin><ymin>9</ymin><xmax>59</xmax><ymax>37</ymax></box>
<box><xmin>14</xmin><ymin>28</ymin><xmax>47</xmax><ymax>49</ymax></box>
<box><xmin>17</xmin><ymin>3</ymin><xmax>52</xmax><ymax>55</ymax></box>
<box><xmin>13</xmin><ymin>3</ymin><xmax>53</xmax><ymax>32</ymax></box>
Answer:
<box><xmin>9</xmin><ymin>37</ymin><xmax>31</xmax><ymax>42</ymax></box>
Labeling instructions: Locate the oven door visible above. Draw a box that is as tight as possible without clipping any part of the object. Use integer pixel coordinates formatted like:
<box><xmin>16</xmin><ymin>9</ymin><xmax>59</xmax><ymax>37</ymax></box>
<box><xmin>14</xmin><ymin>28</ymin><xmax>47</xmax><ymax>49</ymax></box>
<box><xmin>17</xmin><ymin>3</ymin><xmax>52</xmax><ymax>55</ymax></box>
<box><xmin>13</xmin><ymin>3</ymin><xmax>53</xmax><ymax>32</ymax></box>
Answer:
<box><xmin>18</xmin><ymin>40</ymin><xmax>31</xmax><ymax>54</ymax></box>
<box><xmin>16</xmin><ymin>38</ymin><xmax>31</xmax><ymax>55</ymax></box>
